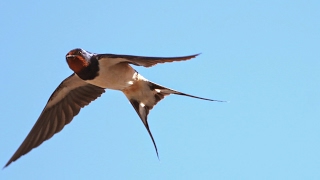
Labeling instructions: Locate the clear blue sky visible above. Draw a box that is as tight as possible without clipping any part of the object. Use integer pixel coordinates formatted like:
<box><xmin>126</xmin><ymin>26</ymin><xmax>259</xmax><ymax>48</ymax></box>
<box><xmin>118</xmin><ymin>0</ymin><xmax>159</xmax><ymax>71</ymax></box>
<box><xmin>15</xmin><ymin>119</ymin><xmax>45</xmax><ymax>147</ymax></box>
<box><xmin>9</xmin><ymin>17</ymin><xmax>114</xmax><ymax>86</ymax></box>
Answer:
<box><xmin>1</xmin><ymin>1</ymin><xmax>319</xmax><ymax>179</ymax></box>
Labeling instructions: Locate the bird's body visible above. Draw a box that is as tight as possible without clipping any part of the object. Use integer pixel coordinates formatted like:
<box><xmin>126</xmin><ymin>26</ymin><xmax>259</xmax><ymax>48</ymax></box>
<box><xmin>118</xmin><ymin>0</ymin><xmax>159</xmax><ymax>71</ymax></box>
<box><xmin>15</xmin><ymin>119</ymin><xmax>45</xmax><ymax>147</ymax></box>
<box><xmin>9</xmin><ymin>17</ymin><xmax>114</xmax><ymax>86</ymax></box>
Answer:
<box><xmin>86</xmin><ymin>59</ymin><xmax>136</xmax><ymax>89</ymax></box>
<box><xmin>4</xmin><ymin>48</ymin><xmax>223</xmax><ymax>168</ymax></box>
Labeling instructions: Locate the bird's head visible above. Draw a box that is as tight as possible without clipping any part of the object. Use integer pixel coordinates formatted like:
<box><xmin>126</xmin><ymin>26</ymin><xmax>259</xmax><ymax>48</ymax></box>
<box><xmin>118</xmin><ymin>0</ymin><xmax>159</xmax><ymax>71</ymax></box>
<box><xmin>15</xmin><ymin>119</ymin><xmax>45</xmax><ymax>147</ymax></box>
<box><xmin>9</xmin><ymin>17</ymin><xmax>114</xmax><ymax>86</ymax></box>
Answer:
<box><xmin>66</xmin><ymin>48</ymin><xmax>94</xmax><ymax>73</ymax></box>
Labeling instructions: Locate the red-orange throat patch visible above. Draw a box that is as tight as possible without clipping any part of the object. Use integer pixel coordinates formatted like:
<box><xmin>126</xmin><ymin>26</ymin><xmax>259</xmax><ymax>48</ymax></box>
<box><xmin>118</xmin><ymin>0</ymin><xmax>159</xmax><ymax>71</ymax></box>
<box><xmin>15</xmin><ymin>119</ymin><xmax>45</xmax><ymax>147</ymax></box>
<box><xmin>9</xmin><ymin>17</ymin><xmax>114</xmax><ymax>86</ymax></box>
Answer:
<box><xmin>67</xmin><ymin>55</ymin><xmax>89</xmax><ymax>73</ymax></box>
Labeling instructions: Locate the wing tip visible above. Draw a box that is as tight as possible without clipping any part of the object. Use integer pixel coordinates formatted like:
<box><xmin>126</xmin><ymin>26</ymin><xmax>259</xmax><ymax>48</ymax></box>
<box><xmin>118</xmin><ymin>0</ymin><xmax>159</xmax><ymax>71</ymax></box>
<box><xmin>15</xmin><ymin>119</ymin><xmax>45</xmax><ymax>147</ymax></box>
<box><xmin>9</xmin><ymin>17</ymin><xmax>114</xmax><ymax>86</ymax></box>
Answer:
<box><xmin>3</xmin><ymin>160</ymin><xmax>11</xmax><ymax>169</ymax></box>
<box><xmin>187</xmin><ymin>53</ymin><xmax>201</xmax><ymax>59</ymax></box>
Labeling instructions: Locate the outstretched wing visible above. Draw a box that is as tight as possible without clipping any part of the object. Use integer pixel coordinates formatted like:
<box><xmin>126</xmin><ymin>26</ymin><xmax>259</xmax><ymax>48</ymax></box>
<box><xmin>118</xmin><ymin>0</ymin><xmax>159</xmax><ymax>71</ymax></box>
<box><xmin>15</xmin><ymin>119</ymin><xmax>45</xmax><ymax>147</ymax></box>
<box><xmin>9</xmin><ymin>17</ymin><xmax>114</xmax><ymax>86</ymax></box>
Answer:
<box><xmin>96</xmin><ymin>53</ymin><xmax>200</xmax><ymax>67</ymax></box>
<box><xmin>4</xmin><ymin>74</ymin><xmax>105</xmax><ymax>168</ymax></box>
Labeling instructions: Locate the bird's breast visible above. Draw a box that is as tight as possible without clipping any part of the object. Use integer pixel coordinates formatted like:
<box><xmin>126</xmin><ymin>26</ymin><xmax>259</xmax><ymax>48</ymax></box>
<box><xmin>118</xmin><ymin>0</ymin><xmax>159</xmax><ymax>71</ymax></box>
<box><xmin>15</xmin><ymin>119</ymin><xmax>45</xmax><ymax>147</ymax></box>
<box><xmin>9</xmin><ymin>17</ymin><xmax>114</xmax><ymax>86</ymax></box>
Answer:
<box><xmin>85</xmin><ymin>61</ymin><xmax>137</xmax><ymax>90</ymax></box>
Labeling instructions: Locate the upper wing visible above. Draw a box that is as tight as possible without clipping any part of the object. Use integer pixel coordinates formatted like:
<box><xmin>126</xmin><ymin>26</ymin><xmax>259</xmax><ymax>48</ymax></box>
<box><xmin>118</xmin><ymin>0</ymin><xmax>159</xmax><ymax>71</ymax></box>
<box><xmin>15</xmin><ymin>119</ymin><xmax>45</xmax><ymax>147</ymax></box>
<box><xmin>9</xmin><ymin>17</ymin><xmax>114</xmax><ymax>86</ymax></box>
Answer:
<box><xmin>95</xmin><ymin>53</ymin><xmax>200</xmax><ymax>67</ymax></box>
<box><xmin>4</xmin><ymin>74</ymin><xmax>105</xmax><ymax>168</ymax></box>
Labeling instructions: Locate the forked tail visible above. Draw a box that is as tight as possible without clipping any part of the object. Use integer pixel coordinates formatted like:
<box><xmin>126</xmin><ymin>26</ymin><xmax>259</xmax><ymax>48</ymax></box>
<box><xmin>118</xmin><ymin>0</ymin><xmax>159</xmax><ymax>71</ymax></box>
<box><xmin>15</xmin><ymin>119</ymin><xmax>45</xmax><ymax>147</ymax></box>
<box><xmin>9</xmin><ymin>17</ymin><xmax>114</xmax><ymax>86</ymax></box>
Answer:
<box><xmin>122</xmin><ymin>80</ymin><xmax>225</xmax><ymax>158</ymax></box>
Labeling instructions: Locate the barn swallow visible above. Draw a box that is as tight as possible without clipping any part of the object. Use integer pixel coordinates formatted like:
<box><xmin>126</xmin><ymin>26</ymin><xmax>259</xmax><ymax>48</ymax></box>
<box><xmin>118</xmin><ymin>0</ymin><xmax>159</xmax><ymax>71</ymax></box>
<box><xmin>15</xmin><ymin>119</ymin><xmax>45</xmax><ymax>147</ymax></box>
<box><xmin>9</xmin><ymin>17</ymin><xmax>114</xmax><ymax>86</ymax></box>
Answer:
<box><xmin>4</xmin><ymin>48</ymin><xmax>223</xmax><ymax>168</ymax></box>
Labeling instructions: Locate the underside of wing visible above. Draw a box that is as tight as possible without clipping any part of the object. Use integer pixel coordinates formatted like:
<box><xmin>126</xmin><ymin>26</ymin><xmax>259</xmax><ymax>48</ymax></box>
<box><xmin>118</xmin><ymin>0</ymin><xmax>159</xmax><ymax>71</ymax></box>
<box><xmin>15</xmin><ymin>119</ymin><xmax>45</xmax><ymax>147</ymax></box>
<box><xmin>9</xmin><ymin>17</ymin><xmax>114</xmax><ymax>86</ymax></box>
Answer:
<box><xmin>4</xmin><ymin>74</ymin><xmax>105</xmax><ymax>168</ymax></box>
<box><xmin>96</xmin><ymin>53</ymin><xmax>200</xmax><ymax>67</ymax></box>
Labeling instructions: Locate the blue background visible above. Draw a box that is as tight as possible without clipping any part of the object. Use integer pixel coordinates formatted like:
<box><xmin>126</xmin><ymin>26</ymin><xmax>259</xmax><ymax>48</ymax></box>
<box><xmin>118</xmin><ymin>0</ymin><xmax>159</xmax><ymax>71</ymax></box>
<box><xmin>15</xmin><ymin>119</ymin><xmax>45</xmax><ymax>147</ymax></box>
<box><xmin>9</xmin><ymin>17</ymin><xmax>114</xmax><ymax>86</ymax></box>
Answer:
<box><xmin>1</xmin><ymin>1</ymin><xmax>319</xmax><ymax>179</ymax></box>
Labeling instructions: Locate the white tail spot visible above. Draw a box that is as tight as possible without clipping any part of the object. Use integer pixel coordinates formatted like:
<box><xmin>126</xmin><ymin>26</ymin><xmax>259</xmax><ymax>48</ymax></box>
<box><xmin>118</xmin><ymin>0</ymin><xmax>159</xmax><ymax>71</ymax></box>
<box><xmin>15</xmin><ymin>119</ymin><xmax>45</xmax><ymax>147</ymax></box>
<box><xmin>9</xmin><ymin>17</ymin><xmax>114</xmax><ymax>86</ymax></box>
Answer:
<box><xmin>140</xmin><ymin>102</ymin><xmax>145</xmax><ymax>107</ymax></box>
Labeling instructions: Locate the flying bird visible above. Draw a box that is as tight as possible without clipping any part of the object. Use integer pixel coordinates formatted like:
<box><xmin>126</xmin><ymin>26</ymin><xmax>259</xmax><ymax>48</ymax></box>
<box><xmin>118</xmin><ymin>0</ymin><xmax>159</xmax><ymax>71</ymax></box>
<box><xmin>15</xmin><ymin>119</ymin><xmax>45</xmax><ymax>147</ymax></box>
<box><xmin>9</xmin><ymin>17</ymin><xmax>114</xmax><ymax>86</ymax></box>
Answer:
<box><xmin>4</xmin><ymin>48</ymin><xmax>223</xmax><ymax>168</ymax></box>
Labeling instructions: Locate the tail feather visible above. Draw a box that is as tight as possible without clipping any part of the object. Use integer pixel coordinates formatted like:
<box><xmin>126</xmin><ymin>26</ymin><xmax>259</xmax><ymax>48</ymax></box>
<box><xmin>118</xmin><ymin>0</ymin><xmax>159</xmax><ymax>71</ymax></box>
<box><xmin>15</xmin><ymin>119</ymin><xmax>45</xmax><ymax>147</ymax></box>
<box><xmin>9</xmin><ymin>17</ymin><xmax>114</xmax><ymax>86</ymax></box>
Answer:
<box><xmin>128</xmin><ymin>99</ymin><xmax>159</xmax><ymax>158</ymax></box>
<box><xmin>122</xmin><ymin>80</ymin><xmax>224</xmax><ymax>157</ymax></box>
<box><xmin>148</xmin><ymin>82</ymin><xmax>225</xmax><ymax>102</ymax></box>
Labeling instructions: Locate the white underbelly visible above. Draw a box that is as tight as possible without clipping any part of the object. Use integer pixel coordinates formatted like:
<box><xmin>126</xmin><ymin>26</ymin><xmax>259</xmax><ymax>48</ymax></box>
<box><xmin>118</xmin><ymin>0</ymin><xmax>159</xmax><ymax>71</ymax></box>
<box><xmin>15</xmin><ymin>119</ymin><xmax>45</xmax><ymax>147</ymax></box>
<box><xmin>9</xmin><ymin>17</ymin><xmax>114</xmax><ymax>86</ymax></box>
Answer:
<box><xmin>86</xmin><ymin>63</ymin><xmax>138</xmax><ymax>90</ymax></box>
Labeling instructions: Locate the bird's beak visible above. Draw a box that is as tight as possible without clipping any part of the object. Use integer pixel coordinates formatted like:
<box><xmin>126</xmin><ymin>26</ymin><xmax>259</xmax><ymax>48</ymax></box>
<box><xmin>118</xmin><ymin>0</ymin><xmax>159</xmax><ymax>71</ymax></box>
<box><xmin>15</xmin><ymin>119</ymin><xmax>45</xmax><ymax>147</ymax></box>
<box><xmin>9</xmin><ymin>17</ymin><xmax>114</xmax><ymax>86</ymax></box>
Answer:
<box><xmin>66</xmin><ymin>55</ymin><xmax>76</xmax><ymax>59</ymax></box>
